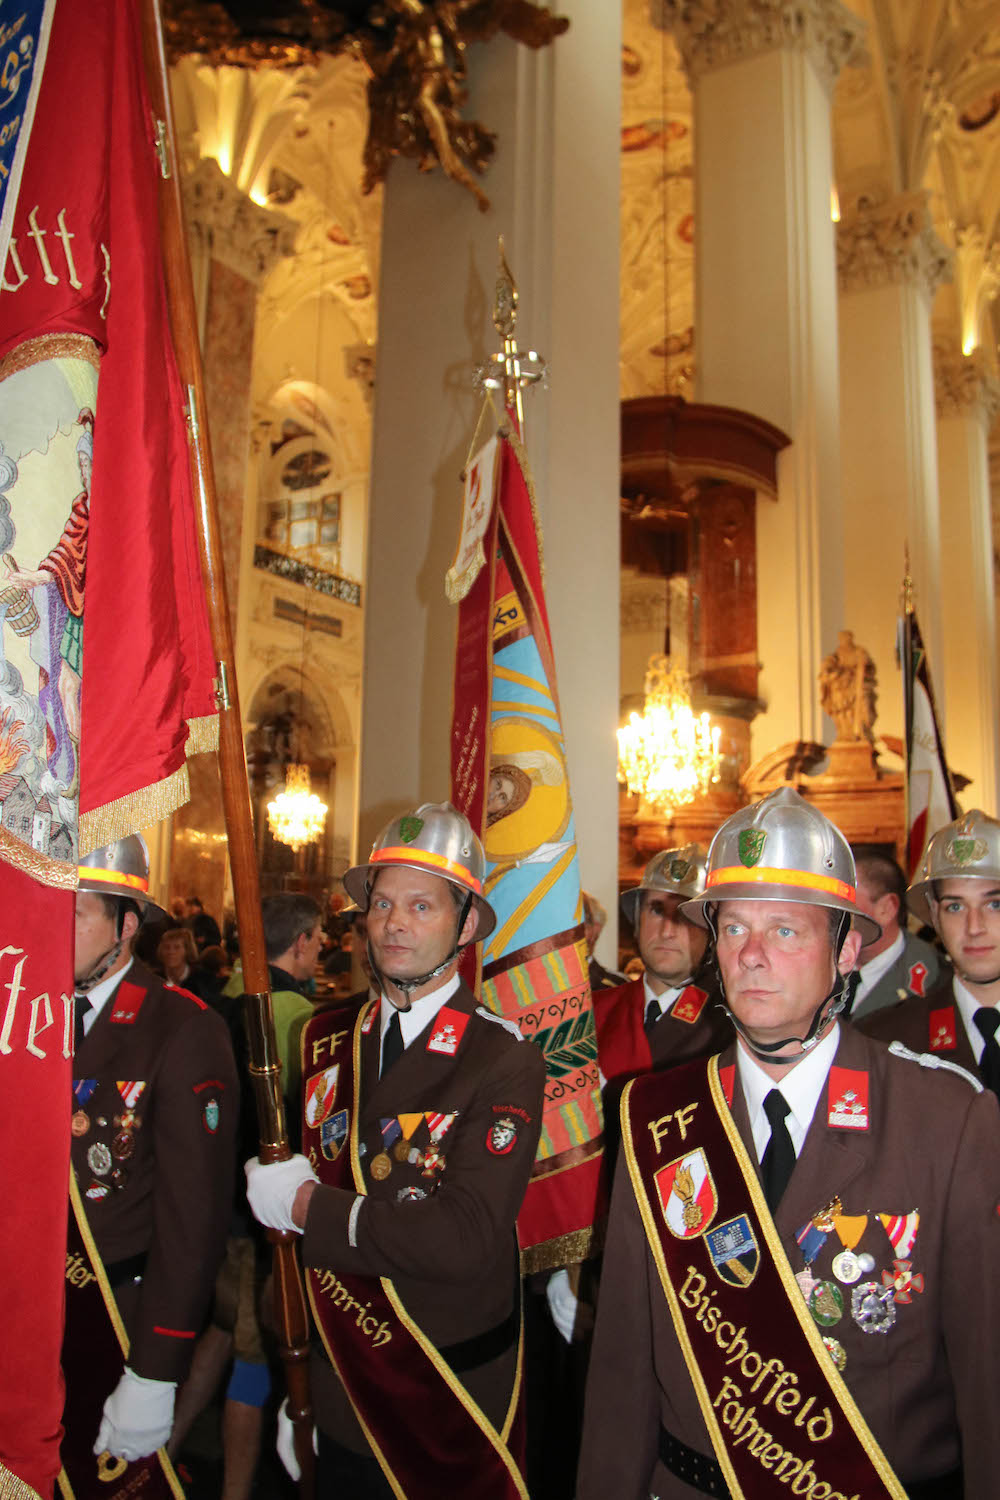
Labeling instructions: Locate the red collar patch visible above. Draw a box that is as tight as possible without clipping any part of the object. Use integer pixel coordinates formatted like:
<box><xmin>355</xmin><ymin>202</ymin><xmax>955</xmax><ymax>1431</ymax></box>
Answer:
<box><xmin>109</xmin><ymin>982</ymin><xmax>145</xmax><ymax>1025</ymax></box>
<box><xmin>426</xmin><ymin>1005</ymin><xmax>468</xmax><ymax>1057</ymax></box>
<box><xmin>929</xmin><ymin>1005</ymin><xmax>957</xmax><ymax>1051</ymax></box>
<box><xmin>672</xmin><ymin>985</ymin><xmax>708</xmax><ymax>1025</ymax></box>
<box><xmin>719</xmin><ymin>1063</ymin><xmax>736</xmax><ymax>1107</ymax></box>
<box><xmin>907</xmin><ymin>961</ymin><xmax>929</xmax><ymax>998</ymax></box>
<box><xmin>827</xmin><ymin>1066</ymin><xmax>869</xmax><ymax>1130</ymax></box>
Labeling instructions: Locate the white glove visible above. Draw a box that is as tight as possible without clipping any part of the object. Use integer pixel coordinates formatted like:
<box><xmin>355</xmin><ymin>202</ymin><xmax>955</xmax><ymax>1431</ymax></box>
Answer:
<box><xmin>276</xmin><ymin>1397</ymin><xmax>318</xmax><ymax>1482</ymax></box>
<box><xmin>245</xmin><ymin>1154</ymin><xmax>319</xmax><ymax>1233</ymax></box>
<box><xmin>94</xmin><ymin>1368</ymin><xmax>176</xmax><ymax>1461</ymax></box>
<box><xmin>546</xmin><ymin>1268</ymin><xmax>580</xmax><ymax>1344</ymax></box>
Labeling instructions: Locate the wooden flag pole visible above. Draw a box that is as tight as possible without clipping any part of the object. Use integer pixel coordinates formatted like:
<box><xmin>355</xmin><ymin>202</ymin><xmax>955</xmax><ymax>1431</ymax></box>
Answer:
<box><xmin>138</xmin><ymin>4</ymin><xmax>314</xmax><ymax>1491</ymax></box>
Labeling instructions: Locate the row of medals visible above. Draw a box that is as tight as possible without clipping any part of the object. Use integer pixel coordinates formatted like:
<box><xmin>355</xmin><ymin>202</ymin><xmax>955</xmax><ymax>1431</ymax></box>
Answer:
<box><xmin>72</xmin><ymin>1106</ymin><xmax>139</xmax><ymax>1192</ymax></box>
<box><xmin>360</xmin><ymin>1138</ymin><xmax>442</xmax><ymax>1193</ymax></box>
<box><xmin>795</xmin><ymin>1197</ymin><xmax>901</xmax><ymax>1372</ymax></box>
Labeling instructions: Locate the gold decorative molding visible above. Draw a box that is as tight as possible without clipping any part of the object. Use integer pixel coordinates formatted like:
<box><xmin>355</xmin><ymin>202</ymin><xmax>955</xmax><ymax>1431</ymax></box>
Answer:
<box><xmin>655</xmin><ymin>0</ymin><xmax>866</xmax><ymax>92</ymax></box>
<box><xmin>183</xmin><ymin>158</ymin><xmax>299</xmax><ymax>283</ymax></box>
<box><xmin>836</xmin><ymin>190</ymin><xmax>952</xmax><ymax>298</ymax></box>
<box><xmin>932</xmin><ymin>342</ymin><xmax>1000</xmax><ymax>425</ymax></box>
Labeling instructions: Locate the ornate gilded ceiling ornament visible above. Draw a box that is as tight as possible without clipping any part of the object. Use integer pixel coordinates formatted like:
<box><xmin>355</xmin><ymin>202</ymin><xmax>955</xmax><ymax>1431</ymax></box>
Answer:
<box><xmin>164</xmin><ymin>1</ymin><xmax>570</xmax><ymax>212</ymax></box>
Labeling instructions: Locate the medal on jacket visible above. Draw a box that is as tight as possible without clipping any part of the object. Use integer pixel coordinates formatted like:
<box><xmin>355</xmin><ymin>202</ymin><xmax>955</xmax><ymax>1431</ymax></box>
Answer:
<box><xmin>831</xmin><ymin>1213</ymin><xmax>868</xmax><ymax>1284</ymax></box>
<box><xmin>878</xmin><ymin>1210</ymin><xmax>919</xmax><ymax>1261</ymax></box>
<box><xmin>394</xmin><ymin>1112</ymin><xmax>423</xmax><ymax>1163</ymax></box>
<box><xmin>372</xmin><ymin>1117</ymin><xmax>402</xmax><ymax>1180</ymax></box>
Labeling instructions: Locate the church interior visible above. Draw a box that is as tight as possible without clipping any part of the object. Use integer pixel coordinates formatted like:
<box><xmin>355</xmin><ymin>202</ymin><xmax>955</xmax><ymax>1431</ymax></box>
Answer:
<box><xmin>156</xmin><ymin>0</ymin><xmax>1000</xmax><ymax>967</ymax></box>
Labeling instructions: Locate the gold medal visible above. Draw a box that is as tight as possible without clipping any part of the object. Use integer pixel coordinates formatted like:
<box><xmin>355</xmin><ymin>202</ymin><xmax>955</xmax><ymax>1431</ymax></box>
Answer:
<box><xmin>393</xmin><ymin>1140</ymin><xmax>411</xmax><ymax>1163</ymax></box>
<box><xmin>370</xmin><ymin>1152</ymin><xmax>392</xmax><ymax>1181</ymax></box>
<box><xmin>71</xmin><ymin>1110</ymin><xmax>90</xmax><ymax>1138</ymax></box>
<box><xmin>822</xmin><ymin>1335</ymin><xmax>847</xmax><ymax>1371</ymax></box>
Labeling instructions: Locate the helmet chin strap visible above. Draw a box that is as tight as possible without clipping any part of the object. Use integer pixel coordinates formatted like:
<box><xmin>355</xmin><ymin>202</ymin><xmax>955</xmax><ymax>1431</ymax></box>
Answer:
<box><xmin>707</xmin><ymin>906</ymin><xmax>853</xmax><ymax>1067</ymax></box>
<box><xmin>367</xmin><ymin>889</ymin><xmax>476</xmax><ymax>1011</ymax></box>
<box><xmin>75</xmin><ymin>936</ymin><xmax>127</xmax><ymax>995</ymax></box>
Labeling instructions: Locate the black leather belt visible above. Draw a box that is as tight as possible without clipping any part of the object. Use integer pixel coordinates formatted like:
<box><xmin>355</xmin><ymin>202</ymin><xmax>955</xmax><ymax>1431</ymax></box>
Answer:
<box><xmin>658</xmin><ymin>1426</ymin><xmax>730</xmax><ymax>1498</ymax></box>
<box><xmin>903</xmin><ymin>1470</ymin><xmax>963</xmax><ymax>1500</ymax></box>
<box><xmin>657</xmin><ymin>1425</ymin><xmax>962</xmax><ymax>1500</ymax></box>
<box><xmin>105</xmin><ymin>1252</ymin><xmax>147</xmax><ymax>1289</ymax></box>
<box><xmin>437</xmin><ymin>1303</ymin><xmax>519</xmax><ymax>1374</ymax></box>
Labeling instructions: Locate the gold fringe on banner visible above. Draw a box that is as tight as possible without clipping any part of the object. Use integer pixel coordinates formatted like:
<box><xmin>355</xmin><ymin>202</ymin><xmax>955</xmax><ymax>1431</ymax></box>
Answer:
<box><xmin>0</xmin><ymin>825</ymin><xmax>77</xmax><ymax>888</ymax></box>
<box><xmin>185</xmin><ymin>713</ymin><xmax>219</xmax><ymax>756</ymax></box>
<box><xmin>0</xmin><ymin>1461</ymin><xmax>43</xmax><ymax>1500</ymax></box>
<box><xmin>520</xmin><ymin>1224</ymin><xmax>601</xmax><ymax>1276</ymax></box>
<box><xmin>0</xmin><ymin>332</ymin><xmax>100</xmax><ymax>381</ymax></box>
<box><xmin>79</xmin><ymin>714</ymin><xmax>219</xmax><ymax>856</ymax></box>
<box><xmin>79</xmin><ymin>761</ymin><xmax>191</xmax><ymax>857</ymax></box>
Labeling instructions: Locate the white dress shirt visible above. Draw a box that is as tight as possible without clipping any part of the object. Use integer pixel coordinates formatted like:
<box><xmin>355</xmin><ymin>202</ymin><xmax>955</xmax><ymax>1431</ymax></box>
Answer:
<box><xmin>378</xmin><ymin>971</ymin><xmax>461</xmax><ymax>1070</ymax></box>
<box><xmin>79</xmin><ymin>958</ymin><xmax>135</xmax><ymax>1038</ymax></box>
<box><xmin>737</xmin><ymin>1023</ymin><xmax>840</xmax><ymax>1165</ymax></box>
<box><xmin>642</xmin><ymin>973</ymin><xmax>694</xmax><ymax>1025</ymax></box>
<box><xmin>852</xmin><ymin>929</ymin><xmax>904</xmax><ymax>1005</ymax></box>
<box><xmin>951</xmin><ymin>975</ymin><xmax>998</xmax><ymax>1066</ymax></box>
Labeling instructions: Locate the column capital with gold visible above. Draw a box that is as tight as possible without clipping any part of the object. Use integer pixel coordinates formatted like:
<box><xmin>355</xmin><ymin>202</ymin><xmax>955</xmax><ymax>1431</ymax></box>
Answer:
<box><xmin>837</xmin><ymin>190</ymin><xmax>952</xmax><ymax>299</ymax></box>
<box><xmin>656</xmin><ymin>0</ymin><xmax>866</xmax><ymax>92</ymax></box>
<box><xmin>933</xmin><ymin>341</ymin><xmax>1000</xmax><ymax>426</ymax></box>
<box><xmin>183</xmin><ymin>156</ymin><xmax>298</xmax><ymax>284</ymax></box>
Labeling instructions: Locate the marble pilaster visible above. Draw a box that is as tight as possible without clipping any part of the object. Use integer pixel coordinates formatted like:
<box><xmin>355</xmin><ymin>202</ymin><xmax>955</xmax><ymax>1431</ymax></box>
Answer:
<box><xmin>934</xmin><ymin>343</ymin><xmax>1000</xmax><ymax>809</ymax></box>
<box><xmin>662</xmin><ymin>0</ymin><xmax>864</xmax><ymax>752</ymax></box>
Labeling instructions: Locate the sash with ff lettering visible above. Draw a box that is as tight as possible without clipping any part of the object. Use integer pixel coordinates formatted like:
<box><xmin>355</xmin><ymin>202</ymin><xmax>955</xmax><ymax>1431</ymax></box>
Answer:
<box><xmin>301</xmin><ymin>999</ymin><xmax>528</xmax><ymax>1500</ymax></box>
<box><xmin>621</xmin><ymin>1059</ymin><xmax>907</xmax><ymax>1500</ymax></box>
<box><xmin>58</xmin><ymin>1174</ymin><xmax>183</xmax><ymax>1500</ymax></box>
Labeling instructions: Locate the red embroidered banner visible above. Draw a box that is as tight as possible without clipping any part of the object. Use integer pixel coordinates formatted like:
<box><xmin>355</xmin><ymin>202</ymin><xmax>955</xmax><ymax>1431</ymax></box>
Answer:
<box><xmin>0</xmin><ymin>6</ymin><xmax>217</xmax><ymax>1493</ymax></box>
<box><xmin>449</xmin><ymin>423</ymin><xmax>603</xmax><ymax>1271</ymax></box>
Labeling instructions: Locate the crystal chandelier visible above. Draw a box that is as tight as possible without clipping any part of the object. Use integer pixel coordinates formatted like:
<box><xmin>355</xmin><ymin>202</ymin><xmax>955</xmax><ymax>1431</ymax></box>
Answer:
<box><xmin>267</xmin><ymin>763</ymin><xmax>327</xmax><ymax>852</ymax></box>
<box><xmin>617</xmin><ymin>656</ymin><xmax>721</xmax><ymax>818</ymax></box>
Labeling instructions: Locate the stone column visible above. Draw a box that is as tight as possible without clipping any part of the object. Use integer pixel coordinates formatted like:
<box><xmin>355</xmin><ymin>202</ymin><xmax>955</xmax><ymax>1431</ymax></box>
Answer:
<box><xmin>361</xmin><ymin>3</ymin><xmax>621</xmax><ymax>955</ymax></box>
<box><xmin>934</xmin><ymin>344</ymin><xmax>1000</xmax><ymax>809</ymax></box>
<box><xmin>662</xmin><ymin>0</ymin><xmax>865</xmax><ymax>752</ymax></box>
<box><xmin>182</xmin><ymin>157</ymin><xmax>297</xmax><ymax>628</ymax></box>
<box><xmin>837</xmin><ymin>192</ymin><xmax>952</xmax><ymax>741</ymax></box>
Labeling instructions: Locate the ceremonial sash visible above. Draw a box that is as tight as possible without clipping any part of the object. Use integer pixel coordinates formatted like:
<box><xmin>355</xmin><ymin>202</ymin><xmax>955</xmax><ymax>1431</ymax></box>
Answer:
<box><xmin>58</xmin><ymin>1174</ymin><xmax>183</xmax><ymax>1500</ymax></box>
<box><xmin>301</xmin><ymin>1000</ymin><xmax>528</xmax><ymax>1500</ymax></box>
<box><xmin>622</xmin><ymin>1060</ymin><xmax>906</xmax><ymax>1500</ymax></box>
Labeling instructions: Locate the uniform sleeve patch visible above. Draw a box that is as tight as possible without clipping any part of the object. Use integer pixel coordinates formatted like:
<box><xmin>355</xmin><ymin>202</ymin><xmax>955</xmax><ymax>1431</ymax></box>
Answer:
<box><xmin>475</xmin><ymin>1005</ymin><xmax>523</xmax><ymax>1040</ymax></box>
<box><xmin>486</xmin><ymin>1115</ymin><xmax>521</xmax><ymax>1154</ymax></box>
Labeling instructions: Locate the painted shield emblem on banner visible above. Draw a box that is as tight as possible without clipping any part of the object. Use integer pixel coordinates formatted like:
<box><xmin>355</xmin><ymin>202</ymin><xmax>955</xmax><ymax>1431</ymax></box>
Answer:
<box><xmin>738</xmin><ymin>830</ymin><xmax>766</xmax><ymax>868</ymax></box>
<box><xmin>305</xmin><ymin>1065</ymin><xmax>340</xmax><ymax>1128</ymax></box>
<box><xmin>655</xmin><ymin>1148</ymin><xmax>718</xmax><ymax>1239</ymax></box>
<box><xmin>321</xmin><ymin>1108</ymin><xmax>349</xmax><ymax>1161</ymax></box>
<box><xmin>705</xmin><ymin>1215</ymin><xmax>760</xmax><ymax>1287</ymax></box>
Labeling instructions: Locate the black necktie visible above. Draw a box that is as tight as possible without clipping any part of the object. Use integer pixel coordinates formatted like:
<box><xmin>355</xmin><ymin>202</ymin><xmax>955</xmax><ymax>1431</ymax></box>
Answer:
<box><xmin>973</xmin><ymin>1008</ymin><xmax>1000</xmax><ymax>1097</ymax></box>
<box><xmin>73</xmin><ymin>993</ymin><xmax>92</xmax><ymax>1053</ymax></box>
<box><xmin>381</xmin><ymin>1010</ymin><xmax>404</xmax><ymax>1077</ymax></box>
<box><xmin>644</xmin><ymin>998</ymin><xmax>660</xmax><ymax>1034</ymax></box>
<box><xmin>760</xmin><ymin>1089</ymin><xmax>795</xmax><ymax>1216</ymax></box>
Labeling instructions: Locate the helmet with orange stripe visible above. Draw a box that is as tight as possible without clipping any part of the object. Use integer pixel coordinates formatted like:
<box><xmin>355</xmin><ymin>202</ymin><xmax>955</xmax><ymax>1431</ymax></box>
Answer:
<box><xmin>344</xmin><ymin>803</ymin><xmax>496</xmax><ymax>998</ymax></box>
<box><xmin>78</xmin><ymin>834</ymin><xmax>167</xmax><ymax>922</ymax></box>
<box><xmin>681</xmin><ymin>787</ymin><xmax>879</xmax><ymax>1059</ymax></box>
<box><xmin>682</xmin><ymin>787</ymin><xmax>879</xmax><ymax>944</ymax></box>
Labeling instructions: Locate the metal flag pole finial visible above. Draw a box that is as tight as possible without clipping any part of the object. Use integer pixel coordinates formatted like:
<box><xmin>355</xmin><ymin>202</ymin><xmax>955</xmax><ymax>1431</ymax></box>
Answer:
<box><xmin>475</xmin><ymin>234</ymin><xmax>546</xmax><ymax>438</ymax></box>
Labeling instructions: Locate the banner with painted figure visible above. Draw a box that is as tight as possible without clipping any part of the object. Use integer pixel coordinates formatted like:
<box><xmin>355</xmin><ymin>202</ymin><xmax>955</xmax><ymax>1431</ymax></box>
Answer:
<box><xmin>0</xmin><ymin>4</ymin><xmax>216</xmax><ymax>1495</ymax></box>
<box><xmin>449</xmin><ymin>420</ymin><xmax>603</xmax><ymax>1272</ymax></box>
<box><xmin>898</xmin><ymin>606</ymin><xmax>959</xmax><ymax>879</ymax></box>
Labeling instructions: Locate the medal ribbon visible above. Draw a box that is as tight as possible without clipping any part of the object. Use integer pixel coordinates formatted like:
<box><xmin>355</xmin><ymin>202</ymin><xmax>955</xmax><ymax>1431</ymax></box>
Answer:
<box><xmin>878</xmin><ymin>1211</ymin><xmax>919</xmax><ymax>1261</ymax></box>
<box><xmin>622</xmin><ymin>1062</ymin><xmax>907</xmax><ymax>1500</ymax></box>
<box><xmin>301</xmin><ymin>1002</ymin><xmax>529</xmax><ymax>1500</ymax></box>
<box><xmin>832</xmin><ymin>1214</ymin><xmax>868</xmax><ymax>1252</ymax></box>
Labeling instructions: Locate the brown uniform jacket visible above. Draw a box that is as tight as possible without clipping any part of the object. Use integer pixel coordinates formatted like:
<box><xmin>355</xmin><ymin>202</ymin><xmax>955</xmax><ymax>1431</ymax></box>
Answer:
<box><xmin>857</xmin><ymin>972</ymin><xmax>982</xmax><ymax>1080</ymax></box>
<box><xmin>577</xmin><ymin>1026</ymin><xmax>1000</xmax><ymax>1499</ymax></box>
<box><xmin>71</xmin><ymin>959</ymin><xmax>239</xmax><ymax>1382</ymax></box>
<box><xmin>302</xmin><ymin>980</ymin><xmax>546</xmax><ymax>1452</ymax></box>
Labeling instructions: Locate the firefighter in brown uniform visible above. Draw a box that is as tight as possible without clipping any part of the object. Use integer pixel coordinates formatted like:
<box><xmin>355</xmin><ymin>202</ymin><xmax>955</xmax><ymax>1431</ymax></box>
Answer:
<box><xmin>68</xmin><ymin>836</ymin><xmax>238</xmax><ymax>1464</ymax></box>
<box><xmin>578</xmin><ymin>788</ymin><xmax>1000</xmax><ymax>1500</ymax></box>
<box><xmin>246</xmin><ymin>803</ymin><xmax>545</xmax><ymax>1499</ymax></box>
<box><xmin>593</xmin><ymin>846</ymin><xmax>729</xmax><ymax>1094</ymax></box>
